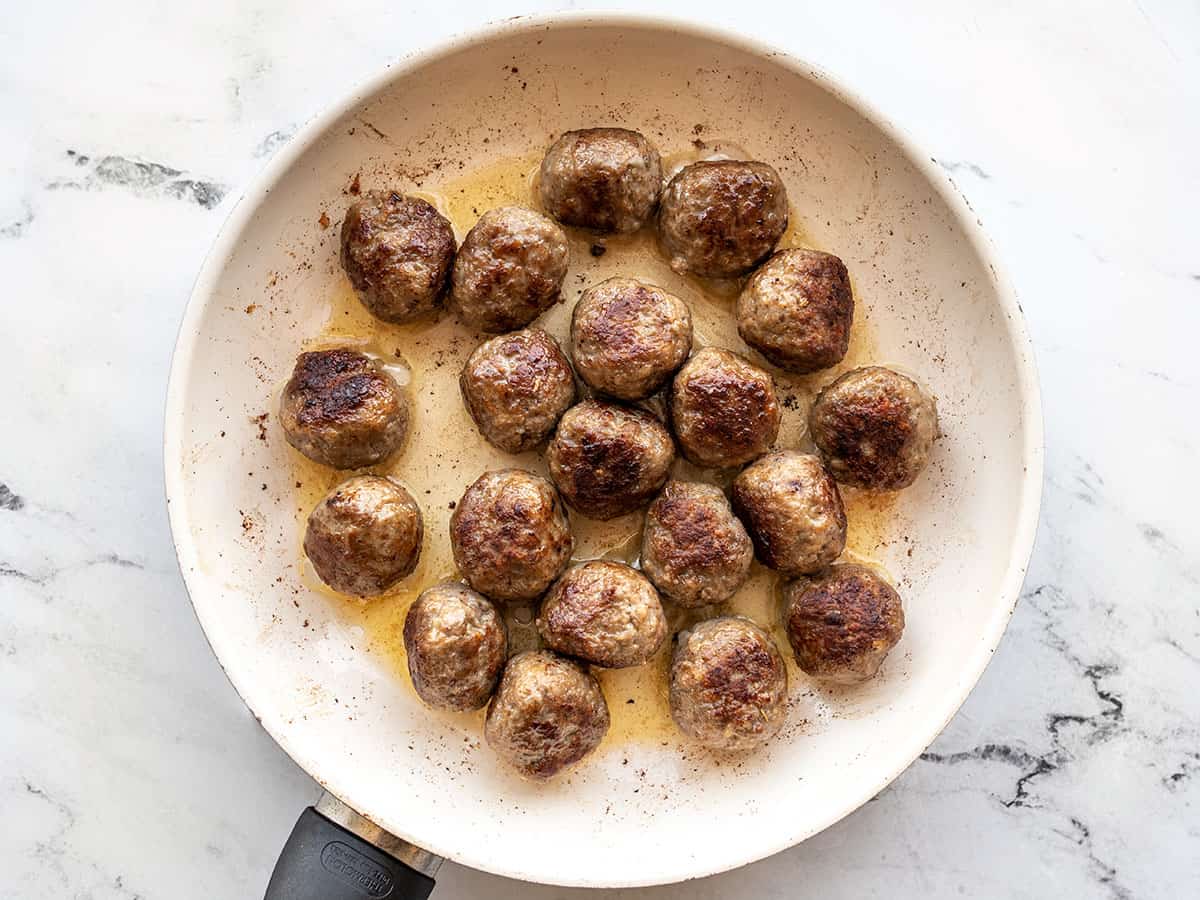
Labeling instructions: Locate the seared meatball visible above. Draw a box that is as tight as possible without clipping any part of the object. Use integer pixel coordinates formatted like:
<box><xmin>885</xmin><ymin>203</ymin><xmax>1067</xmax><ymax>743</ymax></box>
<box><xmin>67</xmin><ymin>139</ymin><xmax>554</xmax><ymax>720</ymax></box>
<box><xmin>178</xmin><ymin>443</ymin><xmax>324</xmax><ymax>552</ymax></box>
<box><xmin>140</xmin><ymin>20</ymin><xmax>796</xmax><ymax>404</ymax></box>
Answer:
<box><xmin>340</xmin><ymin>191</ymin><xmax>456</xmax><ymax>323</ymax></box>
<box><xmin>571</xmin><ymin>277</ymin><xmax>692</xmax><ymax>401</ymax></box>
<box><xmin>731</xmin><ymin>451</ymin><xmax>846</xmax><ymax>576</ymax></box>
<box><xmin>669</xmin><ymin>616</ymin><xmax>788</xmax><ymax>751</ymax></box>
<box><xmin>484</xmin><ymin>650</ymin><xmax>610</xmax><ymax>780</ymax></box>
<box><xmin>658</xmin><ymin>160</ymin><xmax>788</xmax><ymax>278</ymax></box>
<box><xmin>670</xmin><ymin>347</ymin><xmax>780</xmax><ymax>468</ymax></box>
<box><xmin>279</xmin><ymin>349</ymin><xmax>408</xmax><ymax>469</ymax></box>
<box><xmin>460</xmin><ymin>329</ymin><xmax>576</xmax><ymax>453</ymax></box>
<box><xmin>403</xmin><ymin>582</ymin><xmax>507</xmax><ymax>710</ymax></box>
<box><xmin>546</xmin><ymin>400</ymin><xmax>675</xmax><ymax>520</ymax></box>
<box><xmin>809</xmin><ymin>366</ymin><xmax>939</xmax><ymax>491</ymax></box>
<box><xmin>450</xmin><ymin>469</ymin><xmax>573</xmax><ymax>603</ymax></box>
<box><xmin>737</xmin><ymin>248</ymin><xmax>854</xmax><ymax>373</ymax></box>
<box><xmin>303</xmin><ymin>475</ymin><xmax>422</xmax><ymax>597</ymax></box>
<box><xmin>640</xmin><ymin>481</ymin><xmax>753</xmax><ymax>608</ymax></box>
<box><xmin>450</xmin><ymin>206</ymin><xmax>569</xmax><ymax>333</ymax></box>
<box><xmin>783</xmin><ymin>564</ymin><xmax>905</xmax><ymax>684</ymax></box>
<box><xmin>539</xmin><ymin>128</ymin><xmax>663</xmax><ymax>233</ymax></box>
<box><xmin>538</xmin><ymin>561</ymin><xmax>667</xmax><ymax>668</ymax></box>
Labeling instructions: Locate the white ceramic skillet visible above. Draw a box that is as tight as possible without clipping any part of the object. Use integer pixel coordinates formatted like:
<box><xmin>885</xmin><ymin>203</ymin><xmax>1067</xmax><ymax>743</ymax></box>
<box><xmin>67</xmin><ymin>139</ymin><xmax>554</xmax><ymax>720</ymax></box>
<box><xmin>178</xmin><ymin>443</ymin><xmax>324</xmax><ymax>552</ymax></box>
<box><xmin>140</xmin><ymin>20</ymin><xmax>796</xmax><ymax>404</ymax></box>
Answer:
<box><xmin>164</xmin><ymin>13</ymin><xmax>1043</xmax><ymax>896</ymax></box>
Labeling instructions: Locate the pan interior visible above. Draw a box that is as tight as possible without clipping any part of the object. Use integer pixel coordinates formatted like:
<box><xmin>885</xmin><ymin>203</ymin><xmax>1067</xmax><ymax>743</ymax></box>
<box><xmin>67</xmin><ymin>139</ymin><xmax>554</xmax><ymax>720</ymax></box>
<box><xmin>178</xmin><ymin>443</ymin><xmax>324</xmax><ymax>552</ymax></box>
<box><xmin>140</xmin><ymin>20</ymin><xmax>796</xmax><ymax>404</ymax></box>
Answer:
<box><xmin>165</xmin><ymin>17</ymin><xmax>1039</xmax><ymax>888</ymax></box>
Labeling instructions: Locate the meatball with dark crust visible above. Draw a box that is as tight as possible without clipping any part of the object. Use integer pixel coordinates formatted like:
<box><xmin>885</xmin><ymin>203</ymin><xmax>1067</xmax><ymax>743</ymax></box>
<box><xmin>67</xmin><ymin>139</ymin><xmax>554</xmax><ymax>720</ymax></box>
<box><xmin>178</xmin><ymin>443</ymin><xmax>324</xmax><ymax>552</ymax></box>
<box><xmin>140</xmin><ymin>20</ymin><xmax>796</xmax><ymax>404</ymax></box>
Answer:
<box><xmin>670</xmin><ymin>347</ymin><xmax>781</xmax><ymax>468</ymax></box>
<box><xmin>450</xmin><ymin>206</ymin><xmax>569</xmax><ymax>333</ymax></box>
<box><xmin>669</xmin><ymin>616</ymin><xmax>788</xmax><ymax>751</ymax></box>
<box><xmin>658</xmin><ymin>160</ymin><xmax>788</xmax><ymax>278</ymax></box>
<box><xmin>303</xmin><ymin>475</ymin><xmax>422</xmax><ymax>597</ymax></box>
<box><xmin>279</xmin><ymin>348</ymin><xmax>408</xmax><ymax>469</ymax></box>
<box><xmin>539</xmin><ymin>128</ymin><xmax>663</xmax><ymax>234</ymax></box>
<box><xmin>571</xmin><ymin>277</ymin><xmax>692</xmax><ymax>401</ymax></box>
<box><xmin>731</xmin><ymin>451</ymin><xmax>846</xmax><ymax>577</ymax></box>
<box><xmin>783</xmin><ymin>564</ymin><xmax>905</xmax><ymax>684</ymax></box>
<box><xmin>737</xmin><ymin>248</ymin><xmax>854</xmax><ymax>373</ymax></box>
<box><xmin>640</xmin><ymin>481</ymin><xmax>754</xmax><ymax>608</ymax></box>
<box><xmin>485</xmin><ymin>650</ymin><xmax>610</xmax><ymax>780</ymax></box>
<box><xmin>450</xmin><ymin>469</ymin><xmax>574</xmax><ymax>603</ymax></box>
<box><xmin>340</xmin><ymin>191</ymin><xmax>457</xmax><ymax>323</ymax></box>
<box><xmin>403</xmin><ymin>582</ymin><xmax>507</xmax><ymax>710</ymax></box>
<box><xmin>460</xmin><ymin>329</ymin><xmax>576</xmax><ymax>453</ymax></box>
<box><xmin>809</xmin><ymin>366</ymin><xmax>939</xmax><ymax>491</ymax></box>
<box><xmin>546</xmin><ymin>400</ymin><xmax>675</xmax><ymax>520</ymax></box>
<box><xmin>538</xmin><ymin>561</ymin><xmax>667</xmax><ymax>668</ymax></box>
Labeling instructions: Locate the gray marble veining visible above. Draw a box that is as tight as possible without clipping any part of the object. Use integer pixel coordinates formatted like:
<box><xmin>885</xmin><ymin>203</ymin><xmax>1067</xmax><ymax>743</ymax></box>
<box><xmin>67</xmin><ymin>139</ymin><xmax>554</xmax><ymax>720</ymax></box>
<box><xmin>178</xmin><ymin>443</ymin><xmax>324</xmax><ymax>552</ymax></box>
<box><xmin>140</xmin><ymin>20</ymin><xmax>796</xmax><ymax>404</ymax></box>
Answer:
<box><xmin>1</xmin><ymin>1</ymin><xmax>1197</xmax><ymax>897</ymax></box>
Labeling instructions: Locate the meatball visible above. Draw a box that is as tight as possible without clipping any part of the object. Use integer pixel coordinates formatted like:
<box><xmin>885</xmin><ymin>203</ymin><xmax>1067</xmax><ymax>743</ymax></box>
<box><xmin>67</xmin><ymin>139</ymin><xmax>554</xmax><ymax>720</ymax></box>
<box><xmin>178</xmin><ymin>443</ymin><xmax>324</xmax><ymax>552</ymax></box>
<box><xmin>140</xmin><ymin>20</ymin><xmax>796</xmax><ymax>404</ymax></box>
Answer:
<box><xmin>339</xmin><ymin>191</ymin><xmax>456</xmax><ymax>323</ymax></box>
<box><xmin>571</xmin><ymin>277</ymin><xmax>692</xmax><ymax>401</ymax></box>
<box><xmin>484</xmin><ymin>650</ymin><xmax>610</xmax><ymax>780</ymax></box>
<box><xmin>670</xmin><ymin>347</ymin><xmax>780</xmax><ymax>468</ymax></box>
<box><xmin>460</xmin><ymin>329</ymin><xmax>577</xmax><ymax>453</ymax></box>
<box><xmin>538</xmin><ymin>561</ymin><xmax>667</xmax><ymax>668</ymax></box>
<box><xmin>303</xmin><ymin>475</ymin><xmax>423</xmax><ymax>597</ymax></box>
<box><xmin>279</xmin><ymin>348</ymin><xmax>408</xmax><ymax>469</ymax></box>
<box><xmin>449</xmin><ymin>206</ymin><xmax>569</xmax><ymax>333</ymax></box>
<box><xmin>809</xmin><ymin>366</ymin><xmax>940</xmax><ymax>491</ymax></box>
<box><xmin>546</xmin><ymin>400</ymin><xmax>675</xmax><ymax>520</ymax></box>
<box><xmin>403</xmin><ymin>582</ymin><xmax>507</xmax><ymax>710</ymax></box>
<box><xmin>539</xmin><ymin>128</ymin><xmax>663</xmax><ymax>233</ymax></box>
<box><xmin>658</xmin><ymin>160</ymin><xmax>788</xmax><ymax>278</ymax></box>
<box><xmin>783</xmin><ymin>564</ymin><xmax>905</xmax><ymax>684</ymax></box>
<box><xmin>669</xmin><ymin>616</ymin><xmax>788</xmax><ymax>751</ymax></box>
<box><xmin>737</xmin><ymin>248</ymin><xmax>854</xmax><ymax>373</ymax></box>
<box><xmin>449</xmin><ymin>469</ymin><xmax>573</xmax><ymax>603</ymax></box>
<box><xmin>640</xmin><ymin>481</ymin><xmax>753</xmax><ymax>608</ymax></box>
<box><xmin>731</xmin><ymin>451</ymin><xmax>846</xmax><ymax>576</ymax></box>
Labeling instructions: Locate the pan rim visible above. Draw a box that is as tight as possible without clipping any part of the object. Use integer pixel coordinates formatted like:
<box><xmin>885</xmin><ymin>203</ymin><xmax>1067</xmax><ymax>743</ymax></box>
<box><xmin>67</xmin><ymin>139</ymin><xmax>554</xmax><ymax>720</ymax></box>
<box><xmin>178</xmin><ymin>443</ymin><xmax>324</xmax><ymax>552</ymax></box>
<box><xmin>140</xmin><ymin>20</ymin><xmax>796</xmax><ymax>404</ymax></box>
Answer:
<box><xmin>163</xmin><ymin>10</ymin><xmax>1044</xmax><ymax>888</ymax></box>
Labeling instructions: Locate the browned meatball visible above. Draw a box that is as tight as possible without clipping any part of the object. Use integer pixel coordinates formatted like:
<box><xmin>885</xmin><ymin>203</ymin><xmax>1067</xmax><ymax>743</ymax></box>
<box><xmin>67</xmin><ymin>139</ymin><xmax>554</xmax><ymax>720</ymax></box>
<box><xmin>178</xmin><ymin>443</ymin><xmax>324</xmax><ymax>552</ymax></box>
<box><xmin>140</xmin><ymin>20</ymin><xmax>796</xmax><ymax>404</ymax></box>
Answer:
<box><xmin>340</xmin><ymin>191</ymin><xmax>456</xmax><ymax>323</ymax></box>
<box><xmin>670</xmin><ymin>347</ymin><xmax>780</xmax><ymax>468</ymax></box>
<box><xmin>449</xmin><ymin>206</ymin><xmax>569</xmax><ymax>333</ymax></box>
<box><xmin>570</xmin><ymin>277</ymin><xmax>692</xmax><ymax>401</ymax></box>
<box><xmin>303</xmin><ymin>475</ymin><xmax>422</xmax><ymax>597</ymax></box>
<box><xmin>539</xmin><ymin>128</ymin><xmax>663</xmax><ymax>233</ymax></box>
<box><xmin>809</xmin><ymin>366</ymin><xmax>940</xmax><ymax>491</ymax></box>
<box><xmin>669</xmin><ymin>616</ymin><xmax>788</xmax><ymax>751</ymax></box>
<box><xmin>460</xmin><ymin>329</ymin><xmax>577</xmax><ymax>453</ymax></box>
<box><xmin>403</xmin><ymin>582</ymin><xmax>507</xmax><ymax>710</ymax></box>
<box><xmin>484</xmin><ymin>650</ymin><xmax>610</xmax><ymax>779</ymax></box>
<box><xmin>449</xmin><ymin>469</ymin><xmax>573</xmax><ymax>603</ymax></box>
<box><xmin>538</xmin><ymin>561</ymin><xmax>667</xmax><ymax>668</ymax></box>
<box><xmin>783</xmin><ymin>564</ymin><xmax>905</xmax><ymax>684</ymax></box>
<box><xmin>731</xmin><ymin>451</ymin><xmax>846</xmax><ymax>576</ymax></box>
<box><xmin>737</xmin><ymin>248</ymin><xmax>854</xmax><ymax>373</ymax></box>
<box><xmin>658</xmin><ymin>160</ymin><xmax>788</xmax><ymax>278</ymax></box>
<box><xmin>640</xmin><ymin>481</ymin><xmax>753</xmax><ymax>608</ymax></box>
<box><xmin>279</xmin><ymin>349</ymin><xmax>408</xmax><ymax>469</ymax></box>
<box><xmin>546</xmin><ymin>400</ymin><xmax>675</xmax><ymax>520</ymax></box>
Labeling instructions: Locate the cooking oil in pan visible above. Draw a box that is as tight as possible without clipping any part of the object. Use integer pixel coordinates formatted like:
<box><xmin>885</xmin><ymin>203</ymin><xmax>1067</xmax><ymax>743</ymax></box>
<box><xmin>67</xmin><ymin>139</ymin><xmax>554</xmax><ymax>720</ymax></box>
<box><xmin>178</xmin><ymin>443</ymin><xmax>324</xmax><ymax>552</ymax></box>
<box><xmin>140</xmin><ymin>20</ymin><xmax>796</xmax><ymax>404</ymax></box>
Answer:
<box><xmin>288</xmin><ymin>149</ymin><xmax>890</xmax><ymax>747</ymax></box>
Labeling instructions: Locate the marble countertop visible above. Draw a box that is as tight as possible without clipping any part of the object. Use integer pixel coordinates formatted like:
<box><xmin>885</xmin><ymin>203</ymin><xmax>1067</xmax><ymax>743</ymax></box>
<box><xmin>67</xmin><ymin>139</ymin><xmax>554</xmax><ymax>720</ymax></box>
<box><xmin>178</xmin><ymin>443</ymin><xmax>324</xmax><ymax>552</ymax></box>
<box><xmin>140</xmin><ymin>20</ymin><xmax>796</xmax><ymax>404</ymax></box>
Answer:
<box><xmin>2</xmin><ymin>1</ymin><xmax>1197</xmax><ymax>897</ymax></box>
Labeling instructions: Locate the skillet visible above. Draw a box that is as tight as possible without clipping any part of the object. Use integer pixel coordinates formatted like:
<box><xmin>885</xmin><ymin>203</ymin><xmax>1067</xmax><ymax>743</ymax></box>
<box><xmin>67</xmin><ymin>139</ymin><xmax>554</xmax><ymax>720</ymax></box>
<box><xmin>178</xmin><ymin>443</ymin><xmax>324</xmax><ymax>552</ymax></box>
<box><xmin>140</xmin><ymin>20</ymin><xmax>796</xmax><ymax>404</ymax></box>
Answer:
<box><xmin>164</xmin><ymin>13</ymin><xmax>1043</xmax><ymax>896</ymax></box>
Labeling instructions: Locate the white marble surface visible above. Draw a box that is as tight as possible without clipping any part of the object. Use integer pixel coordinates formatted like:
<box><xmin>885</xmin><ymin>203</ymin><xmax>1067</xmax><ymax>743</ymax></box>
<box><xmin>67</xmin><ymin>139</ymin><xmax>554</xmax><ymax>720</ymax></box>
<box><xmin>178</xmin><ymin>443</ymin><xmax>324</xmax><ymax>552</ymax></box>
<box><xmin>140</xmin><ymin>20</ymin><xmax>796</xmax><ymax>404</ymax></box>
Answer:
<box><xmin>1</xmin><ymin>1</ymin><xmax>1197</xmax><ymax>897</ymax></box>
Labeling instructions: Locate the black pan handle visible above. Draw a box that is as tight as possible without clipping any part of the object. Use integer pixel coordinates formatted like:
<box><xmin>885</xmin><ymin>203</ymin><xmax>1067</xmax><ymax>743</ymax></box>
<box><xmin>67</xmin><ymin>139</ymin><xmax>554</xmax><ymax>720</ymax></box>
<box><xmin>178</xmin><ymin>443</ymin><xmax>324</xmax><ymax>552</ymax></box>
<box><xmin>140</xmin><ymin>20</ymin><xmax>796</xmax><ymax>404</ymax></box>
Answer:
<box><xmin>265</xmin><ymin>793</ymin><xmax>440</xmax><ymax>899</ymax></box>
